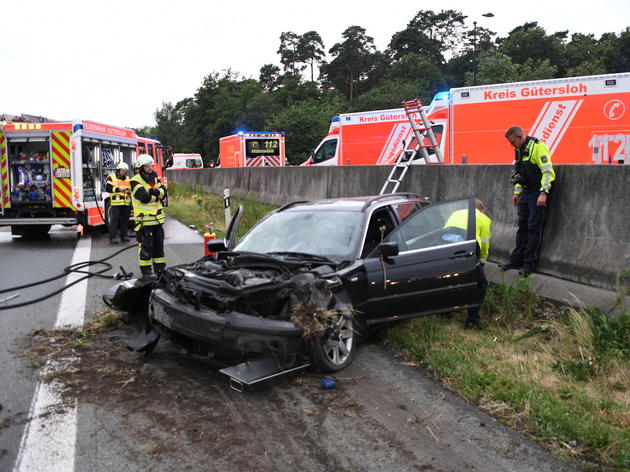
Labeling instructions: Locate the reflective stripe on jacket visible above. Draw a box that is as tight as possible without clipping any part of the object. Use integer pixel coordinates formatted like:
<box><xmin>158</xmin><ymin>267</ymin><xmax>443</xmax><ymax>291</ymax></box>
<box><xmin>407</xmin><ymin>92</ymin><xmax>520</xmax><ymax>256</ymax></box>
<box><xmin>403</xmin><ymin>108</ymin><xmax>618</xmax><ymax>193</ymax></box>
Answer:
<box><xmin>106</xmin><ymin>173</ymin><xmax>131</xmax><ymax>206</ymax></box>
<box><xmin>130</xmin><ymin>173</ymin><xmax>165</xmax><ymax>226</ymax></box>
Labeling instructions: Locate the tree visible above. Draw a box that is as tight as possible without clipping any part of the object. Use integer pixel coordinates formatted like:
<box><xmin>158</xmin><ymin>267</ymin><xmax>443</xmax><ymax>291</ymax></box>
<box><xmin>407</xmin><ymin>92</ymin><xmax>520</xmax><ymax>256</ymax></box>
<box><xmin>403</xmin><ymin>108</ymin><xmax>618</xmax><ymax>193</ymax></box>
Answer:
<box><xmin>389</xmin><ymin>9</ymin><xmax>467</xmax><ymax>63</ymax></box>
<box><xmin>497</xmin><ymin>22</ymin><xmax>567</xmax><ymax>76</ymax></box>
<box><xmin>598</xmin><ymin>28</ymin><xmax>630</xmax><ymax>73</ymax></box>
<box><xmin>463</xmin><ymin>51</ymin><xmax>517</xmax><ymax>85</ymax></box>
<box><xmin>265</xmin><ymin>95</ymin><xmax>346</xmax><ymax>165</ymax></box>
<box><xmin>321</xmin><ymin>25</ymin><xmax>377</xmax><ymax>102</ymax></box>
<box><xmin>259</xmin><ymin>64</ymin><xmax>282</xmax><ymax>92</ymax></box>
<box><xmin>298</xmin><ymin>31</ymin><xmax>325</xmax><ymax>82</ymax></box>
<box><xmin>153</xmin><ymin>101</ymin><xmax>188</xmax><ymax>152</ymax></box>
<box><xmin>277</xmin><ymin>31</ymin><xmax>303</xmax><ymax>75</ymax></box>
<box><xmin>463</xmin><ymin>51</ymin><xmax>557</xmax><ymax>85</ymax></box>
<box><xmin>349</xmin><ymin>80</ymin><xmax>419</xmax><ymax>112</ymax></box>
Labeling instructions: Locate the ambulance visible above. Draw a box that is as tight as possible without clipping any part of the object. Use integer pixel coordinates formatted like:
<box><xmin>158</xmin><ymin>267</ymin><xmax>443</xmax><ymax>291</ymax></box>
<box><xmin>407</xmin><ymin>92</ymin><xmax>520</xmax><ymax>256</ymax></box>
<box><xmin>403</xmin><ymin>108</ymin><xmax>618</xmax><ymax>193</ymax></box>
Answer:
<box><xmin>304</xmin><ymin>72</ymin><xmax>630</xmax><ymax>166</ymax></box>
<box><xmin>218</xmin><ymin>132</ymin><xmax>286</xmax><ymax>168</ymax></box>
<box><xmin>301</xmin><ymin>107</ymin><xmax>440</xmax><ymax>166</ymax></box>
<box><xmin>428</xmin><ymin>72</ymin><xmax>630</xmax><ymax>165</ymax></box>
<box><xmin>0</xmin><ymin>119</ymin><xmax>166</xmax><ymax>236</ymax></box>
<box><xmin>170</xmin><ymin>153</ymin><xmax>204</xmax><ymax>169</ymax></box>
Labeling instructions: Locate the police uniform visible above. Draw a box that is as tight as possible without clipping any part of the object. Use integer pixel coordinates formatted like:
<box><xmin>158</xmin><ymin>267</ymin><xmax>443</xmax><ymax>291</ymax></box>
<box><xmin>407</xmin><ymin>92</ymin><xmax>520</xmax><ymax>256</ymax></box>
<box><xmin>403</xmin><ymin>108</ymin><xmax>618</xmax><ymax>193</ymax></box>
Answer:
<box><xmin>508</xmin><ymin>137</ymin><xmax>555</xmax><ymax>272</ymax></box>
<box><xmin>130</xmin><ymin>171</ymin><xmax>167</xmax><ymax>277</ymax></box>
<box><xmin>444</xmin><ymin>208</ymin><xmax>492</xmax><ymax>326</ymax></box>
<box><xmin>105</xmin><ymin>171</ymin><xmax>131</xmax><ymax>242</ymax></box>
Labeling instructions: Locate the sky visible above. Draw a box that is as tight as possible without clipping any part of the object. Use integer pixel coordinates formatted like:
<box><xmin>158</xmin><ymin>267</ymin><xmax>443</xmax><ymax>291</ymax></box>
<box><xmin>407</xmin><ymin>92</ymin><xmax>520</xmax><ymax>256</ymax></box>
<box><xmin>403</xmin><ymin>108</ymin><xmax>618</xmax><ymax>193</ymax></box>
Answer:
<box><xmin>1</xmin><ymin>0</ymin><xmax>629</xmax><ymax>129</ymax></box>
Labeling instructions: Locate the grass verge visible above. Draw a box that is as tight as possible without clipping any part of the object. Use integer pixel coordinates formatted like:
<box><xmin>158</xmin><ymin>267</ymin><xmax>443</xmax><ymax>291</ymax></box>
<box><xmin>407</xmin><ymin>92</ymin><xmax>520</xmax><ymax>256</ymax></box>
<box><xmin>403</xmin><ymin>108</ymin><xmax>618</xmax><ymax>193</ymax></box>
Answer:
<box><xmin>165</xmin><ymin>183</ymin><xmax>277</xmax><ymax>239</ymax></box>
<box><xmin>385</xmin><ymin>280</ymin><xmax>630</xmax><ymax>471</ymax></box>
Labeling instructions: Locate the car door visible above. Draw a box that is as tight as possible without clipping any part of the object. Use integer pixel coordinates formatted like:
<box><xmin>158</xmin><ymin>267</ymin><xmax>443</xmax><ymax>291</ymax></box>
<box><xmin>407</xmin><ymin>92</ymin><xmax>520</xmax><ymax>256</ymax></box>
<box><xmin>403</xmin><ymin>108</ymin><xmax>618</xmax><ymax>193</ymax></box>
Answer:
<box><xmin>225</xmin><ymin>204</ymin><xmax>243</xmax><ymax>250</ymax></box>
<box><xmin>361</xmin><ymin>196</ymin><xmax>479</xmax><ymax>324</ymax></box>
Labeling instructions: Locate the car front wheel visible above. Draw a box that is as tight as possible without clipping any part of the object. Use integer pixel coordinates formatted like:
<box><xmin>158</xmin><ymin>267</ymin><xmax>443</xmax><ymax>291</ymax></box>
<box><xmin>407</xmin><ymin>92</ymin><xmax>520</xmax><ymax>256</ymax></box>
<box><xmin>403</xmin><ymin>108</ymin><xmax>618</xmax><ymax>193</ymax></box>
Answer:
<box><xmin>307</xmin><ymin>315</ymin><xmax>357</xmax><ymax>373</ymax></box>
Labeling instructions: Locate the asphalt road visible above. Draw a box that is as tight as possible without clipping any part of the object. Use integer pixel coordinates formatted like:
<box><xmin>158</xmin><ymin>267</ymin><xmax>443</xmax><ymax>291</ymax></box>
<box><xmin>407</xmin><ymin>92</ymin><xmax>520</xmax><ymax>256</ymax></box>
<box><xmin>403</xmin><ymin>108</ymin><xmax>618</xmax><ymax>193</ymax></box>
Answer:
<box><xmin>0</xmin><ymin>218</ymin><xmax>580</xmax><ymax>472</ymax></box>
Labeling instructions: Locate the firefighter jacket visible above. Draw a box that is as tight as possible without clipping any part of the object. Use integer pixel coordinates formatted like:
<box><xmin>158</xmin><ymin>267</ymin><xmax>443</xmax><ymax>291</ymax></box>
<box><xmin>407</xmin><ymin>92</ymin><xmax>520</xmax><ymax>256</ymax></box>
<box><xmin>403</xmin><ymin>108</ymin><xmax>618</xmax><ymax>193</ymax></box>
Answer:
<box><xmin>130</xmin><ymin>172</ymin><xmax>167</xmax><ymax>227</ymax></box>
<box><xmin>444</xmin><ymin>209</ymin><xmax>492</xmax><ymax>264</ymax></box>
<box><xmin>513</xmin><ymin>137</ymin><xmax>555</xmax><ymax>195</ymax></box>
<box><xmin>105</xmin><ymin>172</ymin><xmax>131</xmax><ymax>206</ymax></box>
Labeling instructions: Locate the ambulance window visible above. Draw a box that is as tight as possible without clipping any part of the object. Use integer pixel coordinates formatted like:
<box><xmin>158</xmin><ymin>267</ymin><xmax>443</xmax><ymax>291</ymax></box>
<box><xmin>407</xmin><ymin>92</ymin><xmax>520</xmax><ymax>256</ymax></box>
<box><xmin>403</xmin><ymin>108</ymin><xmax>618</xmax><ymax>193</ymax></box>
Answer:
<box><xmin>147</xmin><ymin>143</ymin><xmax>154</xmax><ymax>157</ymax></box>
<box><xmin>138</xmin><ymin>143</ymin><xmax>146</xmax><ymax>155</ymax></box>
<box><xmin>313</xmin><ymin>139</ymin><xmax>337</xmax><ymax>163</ymax></box>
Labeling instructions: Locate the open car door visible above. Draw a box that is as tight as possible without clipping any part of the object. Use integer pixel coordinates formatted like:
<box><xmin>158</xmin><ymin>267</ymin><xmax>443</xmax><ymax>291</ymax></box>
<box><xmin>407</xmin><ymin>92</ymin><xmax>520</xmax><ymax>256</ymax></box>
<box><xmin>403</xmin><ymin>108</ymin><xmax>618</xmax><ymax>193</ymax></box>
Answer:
<box><xmin>362</xmin><ymin>196</ymin><xmax>479</xmax><ymax>324</ymax></box>
<box><xmin>225</xmin><ymin>204</ymin><xmax>243</xmax><ymax>250</ymax></box>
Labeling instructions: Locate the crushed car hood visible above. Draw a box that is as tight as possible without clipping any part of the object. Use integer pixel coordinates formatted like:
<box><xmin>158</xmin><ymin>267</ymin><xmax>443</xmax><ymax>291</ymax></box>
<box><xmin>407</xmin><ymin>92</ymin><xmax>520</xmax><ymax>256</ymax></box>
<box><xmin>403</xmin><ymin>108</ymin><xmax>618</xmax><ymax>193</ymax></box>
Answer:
<box><xmin>161</xmin><ymin>253</ymin><xmax>342</xmax><ymax>322</ymax></box>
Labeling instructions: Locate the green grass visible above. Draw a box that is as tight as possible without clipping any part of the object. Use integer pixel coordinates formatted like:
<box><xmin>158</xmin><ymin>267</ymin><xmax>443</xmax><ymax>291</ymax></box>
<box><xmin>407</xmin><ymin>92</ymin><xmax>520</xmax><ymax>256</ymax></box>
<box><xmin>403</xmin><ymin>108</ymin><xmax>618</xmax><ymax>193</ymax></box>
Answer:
<box><xmin>385</xmin><ymin>281</ymin><xmax>630</xmax><ymax>471</ymax></box>
<box><xmin>165</xmin><ymin>183</ymin><xmax>277</xmax><ymax>239</ymax></box>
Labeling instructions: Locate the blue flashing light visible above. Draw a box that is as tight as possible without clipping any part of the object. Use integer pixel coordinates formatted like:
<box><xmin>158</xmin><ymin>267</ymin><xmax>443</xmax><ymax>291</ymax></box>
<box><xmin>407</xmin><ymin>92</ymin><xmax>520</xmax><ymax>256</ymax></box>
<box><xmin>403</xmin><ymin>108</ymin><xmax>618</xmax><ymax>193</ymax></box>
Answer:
<box><xmin>281</xmin><ymin>132</ymin><xmax>285</xmax><ymax>136</ymax></box>
<box><xmin>434</xmin><ymin>91</ymin><xmax>450</xmax><ymax>101</ymax></box>
<box><xmin>331</xmin><ymin>116</ymin><xmax>340</xmax><ymax>122</ymax></box>
<box><xmin>73</xmin><ymin>123</ymin><xmax>83</xmax><ymax>132</ymax></box>
<box><xmin>237</xmin><ymin>130</ymin><xmax>245</xmax><ymax>136</ymax></box>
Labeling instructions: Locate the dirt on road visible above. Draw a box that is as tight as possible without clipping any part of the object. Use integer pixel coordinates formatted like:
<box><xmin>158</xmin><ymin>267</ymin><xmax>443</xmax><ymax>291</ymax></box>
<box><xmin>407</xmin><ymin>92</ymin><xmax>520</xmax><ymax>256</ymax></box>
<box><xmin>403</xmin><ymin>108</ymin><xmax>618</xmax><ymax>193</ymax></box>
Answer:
<box><xmin>17</xmin><ymin>310</ymin><xmax>578</xmax><ymax>472</ymax></box>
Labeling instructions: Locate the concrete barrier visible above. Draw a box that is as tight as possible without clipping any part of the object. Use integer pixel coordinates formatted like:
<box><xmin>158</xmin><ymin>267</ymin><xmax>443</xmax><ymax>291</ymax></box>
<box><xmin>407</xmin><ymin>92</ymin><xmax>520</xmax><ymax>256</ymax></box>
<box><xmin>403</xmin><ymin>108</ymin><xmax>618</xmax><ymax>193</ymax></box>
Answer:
<box><xmin>168</xmin><ymin>165</ymin><xmax>630</xmax><ymax>292</ymax></box>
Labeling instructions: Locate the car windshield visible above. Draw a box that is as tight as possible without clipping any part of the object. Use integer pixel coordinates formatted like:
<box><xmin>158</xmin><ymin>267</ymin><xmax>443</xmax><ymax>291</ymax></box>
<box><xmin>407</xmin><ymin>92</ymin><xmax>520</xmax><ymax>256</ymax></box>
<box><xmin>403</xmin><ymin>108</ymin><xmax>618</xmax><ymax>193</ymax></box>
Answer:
<box><xmin>235</xmin><ymin>210</ymin><xmax>363</xmax><ymax>260</ymax></box>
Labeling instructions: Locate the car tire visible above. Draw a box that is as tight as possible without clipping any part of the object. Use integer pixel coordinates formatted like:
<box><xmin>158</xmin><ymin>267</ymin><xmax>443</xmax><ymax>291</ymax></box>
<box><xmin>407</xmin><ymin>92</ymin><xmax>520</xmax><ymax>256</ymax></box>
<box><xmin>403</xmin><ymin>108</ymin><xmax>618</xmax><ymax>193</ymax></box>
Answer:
<box><xmin>306</xmin><ymin>314</ymin><xmax>357</xmax><ymax>373</ymax></box>
<box><xmin>102</xmin><ymin>200</ymin><xmax>113</xmax><ymax>234</ymax></box>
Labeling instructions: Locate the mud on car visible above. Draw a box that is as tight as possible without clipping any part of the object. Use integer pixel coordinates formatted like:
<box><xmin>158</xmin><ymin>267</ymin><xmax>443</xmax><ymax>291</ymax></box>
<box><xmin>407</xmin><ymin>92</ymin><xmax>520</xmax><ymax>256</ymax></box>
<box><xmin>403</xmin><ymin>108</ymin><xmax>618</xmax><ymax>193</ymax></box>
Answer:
<box><xmin>130</xmin><ymin>193</ymin><xmax>482</xmax><ymax>374</ymax></box>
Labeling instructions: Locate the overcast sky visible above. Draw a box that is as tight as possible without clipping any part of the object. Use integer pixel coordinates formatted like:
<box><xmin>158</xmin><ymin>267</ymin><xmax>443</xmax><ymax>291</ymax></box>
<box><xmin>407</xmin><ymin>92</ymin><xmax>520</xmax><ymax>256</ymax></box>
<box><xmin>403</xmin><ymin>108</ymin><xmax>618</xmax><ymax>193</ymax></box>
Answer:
<box><xmin>2</xmin><ymin>0</ymin><xmax>628</xmax><ymax>129</ymax></box>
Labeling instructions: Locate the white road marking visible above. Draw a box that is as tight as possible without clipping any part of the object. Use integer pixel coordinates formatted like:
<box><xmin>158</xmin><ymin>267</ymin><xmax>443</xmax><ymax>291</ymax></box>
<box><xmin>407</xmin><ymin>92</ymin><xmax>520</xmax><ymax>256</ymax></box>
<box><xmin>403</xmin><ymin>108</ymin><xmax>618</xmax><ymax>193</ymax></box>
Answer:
<box><xmin>13</xmin><ymin>235</ymin><xmax>92</xmax><ymax>472</ymax></box>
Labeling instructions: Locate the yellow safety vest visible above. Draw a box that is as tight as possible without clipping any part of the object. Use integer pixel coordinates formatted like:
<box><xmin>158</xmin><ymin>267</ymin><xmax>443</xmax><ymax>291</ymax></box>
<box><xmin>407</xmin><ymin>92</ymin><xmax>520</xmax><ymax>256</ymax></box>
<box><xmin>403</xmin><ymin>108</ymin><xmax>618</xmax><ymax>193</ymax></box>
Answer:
<box><xmin>107</xmin><ymin>173</ymin><xmax>131</xmax><ymax>206</ymax></box>
<box><xmin>444</xmin><ymin>209</ymin><xmax>492</xmax><ymax>264</ymax></box>
<box><xmin>130</xmin><ymin>174</ymin><xmax>165</xmax><ymax>227</ymax></box>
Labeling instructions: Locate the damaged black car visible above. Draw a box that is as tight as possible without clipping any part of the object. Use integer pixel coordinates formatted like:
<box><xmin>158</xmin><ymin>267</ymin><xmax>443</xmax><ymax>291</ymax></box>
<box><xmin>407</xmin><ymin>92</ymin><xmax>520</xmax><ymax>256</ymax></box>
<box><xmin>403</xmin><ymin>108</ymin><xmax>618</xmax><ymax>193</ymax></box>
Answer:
<box><xmin>115</xmin><ymin>193</ymin><xmax>482</xmax><ymax>382</ymax></box>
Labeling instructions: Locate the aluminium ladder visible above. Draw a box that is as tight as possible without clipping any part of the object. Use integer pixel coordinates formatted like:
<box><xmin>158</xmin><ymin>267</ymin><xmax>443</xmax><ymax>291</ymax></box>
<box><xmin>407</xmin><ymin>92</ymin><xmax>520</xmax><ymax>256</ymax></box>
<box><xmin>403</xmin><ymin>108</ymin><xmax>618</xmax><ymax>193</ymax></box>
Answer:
<box><xmin>379</xmin><ymin>99</ymin><xmax>443</xmax><ymax>195</ymax></box>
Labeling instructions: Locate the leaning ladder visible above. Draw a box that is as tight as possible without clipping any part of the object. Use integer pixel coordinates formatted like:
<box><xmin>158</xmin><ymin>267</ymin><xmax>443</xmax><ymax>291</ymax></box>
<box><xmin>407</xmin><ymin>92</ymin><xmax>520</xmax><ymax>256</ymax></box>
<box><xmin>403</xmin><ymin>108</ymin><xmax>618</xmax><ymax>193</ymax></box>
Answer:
<box><xmin>379</xmin><ymin>99</ymin><xmax>443</xmax><ymax>195</ymax></box>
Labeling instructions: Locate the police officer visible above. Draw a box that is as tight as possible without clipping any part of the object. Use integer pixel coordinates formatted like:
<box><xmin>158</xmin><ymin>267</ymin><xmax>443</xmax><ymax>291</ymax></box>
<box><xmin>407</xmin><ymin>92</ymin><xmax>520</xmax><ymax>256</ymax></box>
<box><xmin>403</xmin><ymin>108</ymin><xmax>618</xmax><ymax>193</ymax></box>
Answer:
<box><xmin>105</xmin><ymin>162</ymin><xmax>131</xmax><ymax>244</ymax></box>
<box><xmin>130</xmin><ymin>154</ymin><xmax>168</xmax><ymax>279</ymax></box>
<box><xmin>443</xmin><ymin>199</ymin><xmax>492</xmax><ymax>328</ymax></box>
<box><xmin>501</xmin><ymin>126</ymin><xmax>555</xmax><ymax>276</ymax></box>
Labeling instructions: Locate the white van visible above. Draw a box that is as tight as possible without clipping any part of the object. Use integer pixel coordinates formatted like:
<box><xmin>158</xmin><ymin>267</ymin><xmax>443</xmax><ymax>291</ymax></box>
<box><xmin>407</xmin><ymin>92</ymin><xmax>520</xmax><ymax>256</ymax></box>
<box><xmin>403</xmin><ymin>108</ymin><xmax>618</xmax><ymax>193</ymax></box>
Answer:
<box><xmin>170</xmin><ymin>153</ymin><xmax>203</xmax><ymax>169</ymax></box>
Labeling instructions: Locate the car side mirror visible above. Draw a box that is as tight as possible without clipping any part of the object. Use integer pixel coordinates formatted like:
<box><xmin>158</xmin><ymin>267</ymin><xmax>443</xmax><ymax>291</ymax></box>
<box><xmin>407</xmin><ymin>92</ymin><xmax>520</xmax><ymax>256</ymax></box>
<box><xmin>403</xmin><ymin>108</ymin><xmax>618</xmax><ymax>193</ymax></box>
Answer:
<box><xmin>206</xmin><ymin>239</ymin><xmax>228</xmax><ymax>253</ymax></box>
<box><xmin>378</xmin><ymin>241</ymin><xmax>399</xmax><ymax>259</ymax></box>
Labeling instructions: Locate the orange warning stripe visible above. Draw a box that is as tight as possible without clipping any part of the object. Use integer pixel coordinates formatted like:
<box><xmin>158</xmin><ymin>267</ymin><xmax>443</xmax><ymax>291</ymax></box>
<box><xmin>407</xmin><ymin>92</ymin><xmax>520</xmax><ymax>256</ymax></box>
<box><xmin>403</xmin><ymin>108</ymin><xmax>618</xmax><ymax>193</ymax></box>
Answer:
<box><xmin>51</xmin><ymin>131</ymin><xmax>74</xmax><ymax>209</ymax></box>
<box><xmin>0</xmin><ymin>131</ymin><xmax>9</xmax><ymax>209</ymax></box>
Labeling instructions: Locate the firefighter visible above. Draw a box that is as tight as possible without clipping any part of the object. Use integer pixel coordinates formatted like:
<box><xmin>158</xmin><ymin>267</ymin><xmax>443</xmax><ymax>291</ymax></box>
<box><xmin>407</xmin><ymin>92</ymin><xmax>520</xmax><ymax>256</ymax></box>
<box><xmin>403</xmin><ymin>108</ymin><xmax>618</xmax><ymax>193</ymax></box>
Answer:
<box><xmin>105</xmin><ymin>162</ymin><xmax>132</xmax><ymax>244</ymax></box>
<box><xmin>130</xmin><ymin>154</ymin><xmax>168</xmax><ymax>279</ymax></box>
<box><xmin>443</xmin><ymin>199</ymin><xmax>492</xmax><ymax>328</ymax></box>
<box><xmin>501</xmin><ymin>126</ymin><xmax>555</xmax><ymax>276</ymax></box>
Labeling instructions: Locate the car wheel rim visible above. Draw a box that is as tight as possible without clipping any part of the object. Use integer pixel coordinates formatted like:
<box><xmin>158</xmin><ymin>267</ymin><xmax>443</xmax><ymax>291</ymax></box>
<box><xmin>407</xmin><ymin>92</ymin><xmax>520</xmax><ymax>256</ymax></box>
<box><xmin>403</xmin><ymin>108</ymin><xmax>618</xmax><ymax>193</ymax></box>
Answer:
<box><xmin>323</xmin><ymin>317</ymin><xmax>353</xmax><ymax>366</ymax></box>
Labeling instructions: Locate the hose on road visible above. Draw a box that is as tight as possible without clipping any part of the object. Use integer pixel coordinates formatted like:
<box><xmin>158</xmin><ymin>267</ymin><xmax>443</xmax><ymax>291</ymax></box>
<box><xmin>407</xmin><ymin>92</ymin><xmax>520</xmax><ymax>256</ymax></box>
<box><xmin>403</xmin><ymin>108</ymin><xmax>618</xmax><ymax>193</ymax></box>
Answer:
<box><xmin>0</xmin><ymin>242</ymin><xmax>137</xmax><ymax>311</ymax></box>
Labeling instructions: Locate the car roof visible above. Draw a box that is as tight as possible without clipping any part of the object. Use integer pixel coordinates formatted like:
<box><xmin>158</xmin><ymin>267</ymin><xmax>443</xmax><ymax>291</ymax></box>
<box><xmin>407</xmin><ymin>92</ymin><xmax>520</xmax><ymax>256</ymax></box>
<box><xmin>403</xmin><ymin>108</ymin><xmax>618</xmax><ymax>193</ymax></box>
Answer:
<box><xmin>279</xmin><ymin>193</ymin><xmax>430</xmax><ymax>213</ymax></box>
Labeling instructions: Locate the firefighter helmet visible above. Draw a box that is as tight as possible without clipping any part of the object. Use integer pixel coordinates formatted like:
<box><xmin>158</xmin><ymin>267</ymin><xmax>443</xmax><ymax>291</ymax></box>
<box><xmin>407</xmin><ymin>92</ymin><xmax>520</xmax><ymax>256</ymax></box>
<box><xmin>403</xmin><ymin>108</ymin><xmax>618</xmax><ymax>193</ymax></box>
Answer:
<box><xmin>135</xmin><ymin>154</ymin><xmax>154</xmax><ymax>168</ymax></box>
<box><xmin>116</xmin><ymin>162</ymin><xmax>129</xmax><ymax>170</ymax></box>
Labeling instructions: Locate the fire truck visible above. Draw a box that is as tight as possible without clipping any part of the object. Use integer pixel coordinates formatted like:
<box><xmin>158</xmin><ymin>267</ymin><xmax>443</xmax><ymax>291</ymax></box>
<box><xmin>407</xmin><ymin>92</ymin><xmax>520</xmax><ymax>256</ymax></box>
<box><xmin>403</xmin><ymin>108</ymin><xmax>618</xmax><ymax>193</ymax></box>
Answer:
<box><xmin>305</xmin><ymin>72</ymin><xmax>630</xmax><ymax>166</ymax></box>
<box><xmin>218</xmin><ymin>132</ymin><xmax>286</xmax><ymax>168</ymax></box>
<box><xmin>0</xmin><ymin>119</ymin><xmax>167</xmax><ymax>237</ymax></box>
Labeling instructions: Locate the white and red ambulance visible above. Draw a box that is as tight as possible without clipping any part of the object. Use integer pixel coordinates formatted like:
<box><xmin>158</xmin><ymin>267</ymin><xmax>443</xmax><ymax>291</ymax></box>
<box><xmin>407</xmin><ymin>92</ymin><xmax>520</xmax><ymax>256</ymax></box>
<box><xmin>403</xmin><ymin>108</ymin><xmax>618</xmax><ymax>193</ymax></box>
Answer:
<box><xmin>301</xmin><ymin>107</ymin><xmax>438</xmax><ymax>166</ymax></box>
<box><xmin>428</xmin><ymin>72</ymin><xmax>630</xmax><ymax>165</ymax></box>
<box><xmin>0</xmin><ymin>119</ymin><xmax>166</xmax><ymax>236</ymax></box>
<box><xmin>304</xmin><ymin>72</ymin><xmax>630</xmax><ymax>166</ymax></box>
<box><xmin>218</xmin><ymin>132</ymin><xmax>286</xmax><ymax>168</ymax></box>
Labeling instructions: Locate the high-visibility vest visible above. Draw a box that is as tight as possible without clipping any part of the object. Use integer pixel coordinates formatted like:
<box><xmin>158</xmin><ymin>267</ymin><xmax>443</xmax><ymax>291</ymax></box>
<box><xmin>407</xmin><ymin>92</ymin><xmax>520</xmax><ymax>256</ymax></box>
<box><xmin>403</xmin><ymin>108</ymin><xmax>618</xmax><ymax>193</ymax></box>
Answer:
<box><xmin>130</xmin><ymin>174</ymin><xmax>165</xmax><ymax>226</ymax></box>
<box><xmin>107</xmin><ymin>173</ymin><xmax>131</xmax><ymax>206</ymax></box>
<box><xmin>444</xmin><ymin>209</ymin><xmax>492</xmax><ymax>264</ymax></box>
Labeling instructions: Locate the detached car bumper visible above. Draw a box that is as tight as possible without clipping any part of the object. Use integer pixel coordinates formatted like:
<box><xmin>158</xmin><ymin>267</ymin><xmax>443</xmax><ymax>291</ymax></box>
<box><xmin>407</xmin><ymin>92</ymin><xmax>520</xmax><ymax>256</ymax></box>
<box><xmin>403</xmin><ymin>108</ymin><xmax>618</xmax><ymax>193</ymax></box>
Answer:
<box><xmin>149</xmin><ymin>288</ymin><xmax>304</xmax><ymax>359</ymax></box>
